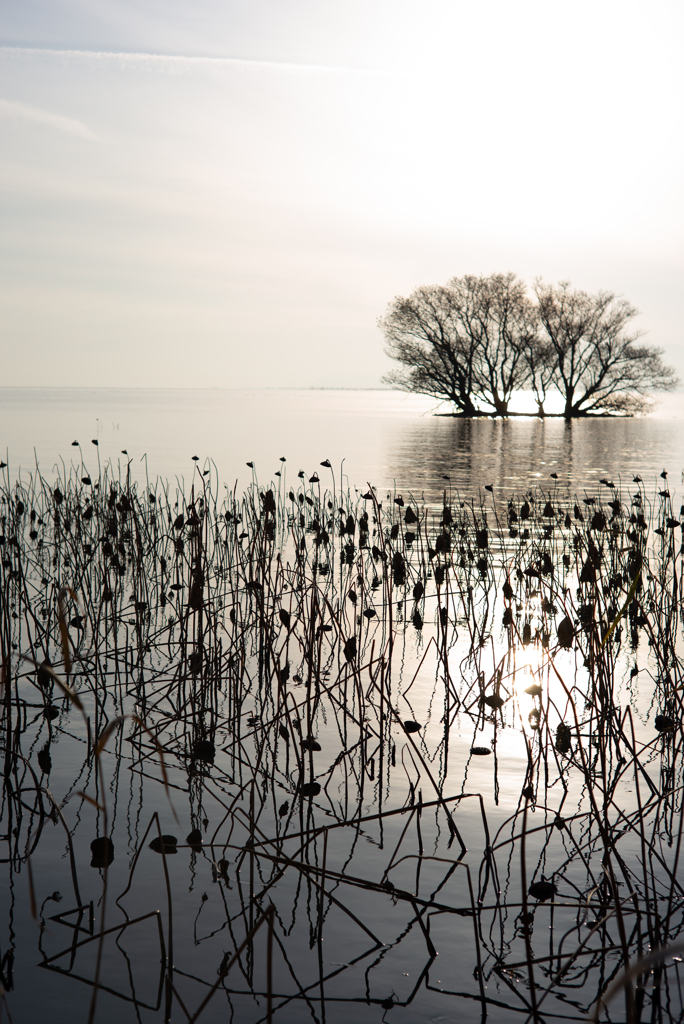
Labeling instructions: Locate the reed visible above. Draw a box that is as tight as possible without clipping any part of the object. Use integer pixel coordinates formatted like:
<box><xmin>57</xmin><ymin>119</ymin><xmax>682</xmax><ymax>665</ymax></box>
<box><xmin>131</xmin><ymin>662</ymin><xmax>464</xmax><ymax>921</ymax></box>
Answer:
<box><xmin>0</xmin><ymin>453</ymin><xmax>682</xmax><ymax>1022</ymax></box>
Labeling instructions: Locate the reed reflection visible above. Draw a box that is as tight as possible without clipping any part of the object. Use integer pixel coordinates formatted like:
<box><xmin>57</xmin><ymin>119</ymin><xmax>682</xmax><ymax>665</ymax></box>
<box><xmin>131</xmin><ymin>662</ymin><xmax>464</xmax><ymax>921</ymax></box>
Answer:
<box><xmin>0</xmin><ymin>453</ymin><xmax>683</xmax><ymax>1023</ymax></box>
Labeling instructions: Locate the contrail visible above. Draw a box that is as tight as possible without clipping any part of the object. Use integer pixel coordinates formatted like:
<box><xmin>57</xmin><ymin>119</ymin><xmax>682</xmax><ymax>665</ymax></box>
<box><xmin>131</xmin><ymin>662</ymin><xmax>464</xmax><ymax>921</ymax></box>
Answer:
<box><xmin>0</xmin><ymin>46</ymin><xmax>381</xmax><ymax>76</ymax></box>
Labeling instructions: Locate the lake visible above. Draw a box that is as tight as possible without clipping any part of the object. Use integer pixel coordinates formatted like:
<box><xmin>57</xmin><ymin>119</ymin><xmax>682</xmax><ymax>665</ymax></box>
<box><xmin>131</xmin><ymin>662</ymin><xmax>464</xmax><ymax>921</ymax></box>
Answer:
<box><xmin>1</xmin><ymin>387</ymin><xmax>684</xmax><ymax>1023</ymax></box>
<box><xmin>2</xmin><ymin>386</ymin><xmax>684</xmax><ymax>502</ymax></box>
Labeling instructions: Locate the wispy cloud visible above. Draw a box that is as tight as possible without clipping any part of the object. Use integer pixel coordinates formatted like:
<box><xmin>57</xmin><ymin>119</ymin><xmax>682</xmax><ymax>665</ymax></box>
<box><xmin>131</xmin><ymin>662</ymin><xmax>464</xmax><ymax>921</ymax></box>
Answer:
<box><xmin>0</xmin><ymin>97</ymin><xmax>96</xmax><ymax>139</ymax></box>
<box><xmin>0</xmin><ymin>46</ymin><xmax>380</xmax><ymax>76</ymax></box>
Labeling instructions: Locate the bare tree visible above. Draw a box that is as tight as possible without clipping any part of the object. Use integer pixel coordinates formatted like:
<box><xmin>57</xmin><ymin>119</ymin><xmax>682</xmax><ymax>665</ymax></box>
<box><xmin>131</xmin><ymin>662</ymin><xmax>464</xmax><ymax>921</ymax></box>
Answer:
<box><xmin>524</xmin><ymin>334</ymin><xmax>557</xmax><ymax>417</ymax></box>
<box><xmin>447</xmin><ymin>273</ymin><xmax>537</xmax><ymax>416</ymax></box>
<box><xmin>380</xmin><ymin>274</ymin><xmax>536</xmax><ymax>416</ymax></box>
<box><xmin>379</xmin><ymin>284</ymin><xmax>481</xmax><ymax>415</ymax></box>
<box><xmin>534</xmin><ymin>281</ymin><xmax>678</xmax><ymax>418</ymax></box>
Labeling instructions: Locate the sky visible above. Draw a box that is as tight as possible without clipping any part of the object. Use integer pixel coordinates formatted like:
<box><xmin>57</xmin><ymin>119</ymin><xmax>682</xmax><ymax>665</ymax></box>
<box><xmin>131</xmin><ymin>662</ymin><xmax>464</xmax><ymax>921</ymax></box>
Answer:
<box><xmin>1</xmin><ymin>0</ymin><xmax>683</xmax><ymax>389</ymax></box>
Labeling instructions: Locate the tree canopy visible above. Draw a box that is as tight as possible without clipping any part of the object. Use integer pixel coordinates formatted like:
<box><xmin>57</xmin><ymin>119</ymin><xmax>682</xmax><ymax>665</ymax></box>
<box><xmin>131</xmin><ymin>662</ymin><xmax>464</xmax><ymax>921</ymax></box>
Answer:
<box><xmin>379</xmin><ymin>274</ymin><xmax>678</xmax><ymax>418</ymax></box>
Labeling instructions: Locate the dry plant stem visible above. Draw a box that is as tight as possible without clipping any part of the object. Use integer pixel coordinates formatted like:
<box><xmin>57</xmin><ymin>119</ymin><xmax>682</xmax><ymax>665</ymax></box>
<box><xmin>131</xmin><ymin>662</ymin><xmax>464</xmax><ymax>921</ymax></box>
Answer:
<box><xmin>547</xmin><ymin>656</ymin><xmax>638</xmax><ymax>1022</ymax></box>
<box><xmin>2</xmin><ymin>461</ymin><xmax>684</xmax><ymax>1021</ymax></box>
<box><xmin>519</xmin><ymin>800</ymin><xmax>540</xmax><ymax>1024</ymax></box>
<box><xmin>186</xmin><ymin>906</ymin><xmax>275</xmax><ymax>1023</ymax></box>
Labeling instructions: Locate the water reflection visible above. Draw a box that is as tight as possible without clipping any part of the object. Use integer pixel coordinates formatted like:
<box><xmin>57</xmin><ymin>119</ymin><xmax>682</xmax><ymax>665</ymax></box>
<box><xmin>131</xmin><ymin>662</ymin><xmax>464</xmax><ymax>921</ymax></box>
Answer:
<box><xmin>1</xmin><ymin>388</ymin><xmax>683</xmax><ymax>506</ymax></box>
<box><xmin>385</xmin><ymin>413</ymin><xmax>684</xmax><ymax>502</ymax></box>
<box><xmin>2</xmin><ymin>428</ymin><xmax>684</xmax><ymax>1021</ymax></box>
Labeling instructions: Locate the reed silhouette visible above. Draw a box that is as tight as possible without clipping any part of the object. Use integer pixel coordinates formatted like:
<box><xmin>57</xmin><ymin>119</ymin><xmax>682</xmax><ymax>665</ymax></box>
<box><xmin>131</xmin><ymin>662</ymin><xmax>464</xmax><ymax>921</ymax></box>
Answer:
<box><xmin>0</xmin><ymin>452</ymin><xmax>682</xmax><ymax>1022</ymax></box>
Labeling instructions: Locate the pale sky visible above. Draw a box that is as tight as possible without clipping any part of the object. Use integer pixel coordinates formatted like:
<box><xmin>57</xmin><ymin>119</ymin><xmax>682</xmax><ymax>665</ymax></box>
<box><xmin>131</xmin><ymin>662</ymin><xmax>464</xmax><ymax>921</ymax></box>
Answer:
<box><xmin>2</xmin><ymin>0</ymin><xmax>683</xmax><ymax>388</ymax></box>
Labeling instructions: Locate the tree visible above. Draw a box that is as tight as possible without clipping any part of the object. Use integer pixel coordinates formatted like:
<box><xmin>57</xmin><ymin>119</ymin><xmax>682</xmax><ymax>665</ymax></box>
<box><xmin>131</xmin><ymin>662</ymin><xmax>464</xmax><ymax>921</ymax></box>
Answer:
<box><xmin>534</xmin><ymin>281</ymin><xmax>678</xmax><ymax>418</ymax></box>
<box><xmin>447</xmin><ymin>274</ymin><xmax>538</xmax><ymax>416</ymax></box>
<box><xmin>379</xmin><ymin>273</ymin><xmax>679</xmax><ymax>418</ymax></box>
<box><xmin>524</xmin><ymin>333</ymin><xmax>557</xmax><ymax>418</ymax></box>
<box><xmin>378</xmin><ymin>283</ymin><xmax>480</xmax><ymax>416</ymax></box>
<box><xmin>379</xmin><ymin>273</ymin><xmax>537</xmax><ymax>416</ymax></box>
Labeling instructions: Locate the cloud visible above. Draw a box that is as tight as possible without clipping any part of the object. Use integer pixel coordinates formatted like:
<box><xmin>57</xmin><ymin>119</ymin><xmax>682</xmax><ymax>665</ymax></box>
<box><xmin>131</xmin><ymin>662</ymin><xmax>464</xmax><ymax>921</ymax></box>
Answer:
<box><xmin>0</xmin><ymin>46</ymin><xmax>379</xmax><ymax>76</ymax></box>
<box><xmin>0</xmin><ymin>97</ymin><xmax>97</xmax><ymax>139</ymax></box>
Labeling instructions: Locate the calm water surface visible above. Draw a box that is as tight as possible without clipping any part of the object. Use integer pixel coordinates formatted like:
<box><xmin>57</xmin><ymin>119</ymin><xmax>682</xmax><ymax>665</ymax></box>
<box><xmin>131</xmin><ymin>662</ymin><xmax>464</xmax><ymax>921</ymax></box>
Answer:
<box><xmin>2</xmin><ymin>387</ymin><xmax>684</xmax><ymax>501</ymax></box>
<box><xmin>1</xmin><ymin>387</ymin><xmax>683</xmax><ymax>1022</ymax></box>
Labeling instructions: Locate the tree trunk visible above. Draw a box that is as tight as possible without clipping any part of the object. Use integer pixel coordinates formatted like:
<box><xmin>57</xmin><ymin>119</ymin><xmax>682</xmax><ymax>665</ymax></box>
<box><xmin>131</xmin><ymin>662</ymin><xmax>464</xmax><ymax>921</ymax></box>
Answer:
<box><xmin>460</xmin><ymin>396</ymin><xmax>479</xmax><ymax>416</ymax></box>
